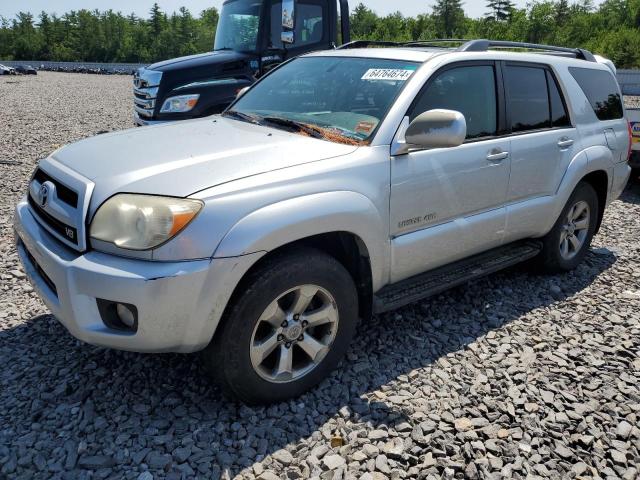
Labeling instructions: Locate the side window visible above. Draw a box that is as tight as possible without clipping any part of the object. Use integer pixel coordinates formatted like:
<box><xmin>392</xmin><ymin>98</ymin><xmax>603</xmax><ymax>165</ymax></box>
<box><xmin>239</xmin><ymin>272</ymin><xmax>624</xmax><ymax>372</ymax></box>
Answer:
<box><xmin>547</xmin><ymin>71</ymin><xmax>571</xmax><ymax>128</ymax></box>
<box><xmin>505</xmin><ymin>66</ymin><xmax>550</xmax><ymax>133</ymax></box>
<box><xmin>569</xmin><ymin>67</ymin><xmax>624</xmax><ymax>121</ymax></box>
<box><xmin>270</xmin><ymin>1</ymin><xmax>324</xmax><ymax>48</ymax></box>
<box><xmin>410</xmin><ymin>65</ymin><xmax>498</xmax><ymax>140</ymax></box>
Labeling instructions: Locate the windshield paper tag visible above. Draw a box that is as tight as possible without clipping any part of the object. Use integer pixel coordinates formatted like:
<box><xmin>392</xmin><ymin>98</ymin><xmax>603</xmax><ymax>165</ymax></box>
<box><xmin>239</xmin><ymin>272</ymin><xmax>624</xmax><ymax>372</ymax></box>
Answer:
<box><xmin>362</xmin><ymin>69</ymin><xmax>414</xmax><ymax>81</ymax></box>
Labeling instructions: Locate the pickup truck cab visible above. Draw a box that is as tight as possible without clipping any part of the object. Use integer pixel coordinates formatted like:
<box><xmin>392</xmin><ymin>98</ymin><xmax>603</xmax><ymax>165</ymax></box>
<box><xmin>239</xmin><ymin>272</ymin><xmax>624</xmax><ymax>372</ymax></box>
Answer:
<box><xmin>14</xmin><ymin>41</ymin><xmax>631</xmax><ymax>403</ymax></box>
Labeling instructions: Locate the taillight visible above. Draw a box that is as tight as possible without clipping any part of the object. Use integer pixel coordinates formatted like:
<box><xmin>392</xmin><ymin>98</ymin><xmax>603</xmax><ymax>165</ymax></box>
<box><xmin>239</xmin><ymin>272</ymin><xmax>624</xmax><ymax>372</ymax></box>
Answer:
<box><xmin>628</xmin><ymin>121</ymin><xmax>634</xmax><ymax>162</ymax></box>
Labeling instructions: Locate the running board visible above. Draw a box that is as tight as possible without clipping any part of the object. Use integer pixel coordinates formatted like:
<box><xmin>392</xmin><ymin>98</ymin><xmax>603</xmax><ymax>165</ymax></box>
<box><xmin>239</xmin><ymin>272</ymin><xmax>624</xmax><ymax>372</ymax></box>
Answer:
<box><xmin>374</xmin><ymin>241</ymin><xmax>542</xmax><ymax>314</ymax></box>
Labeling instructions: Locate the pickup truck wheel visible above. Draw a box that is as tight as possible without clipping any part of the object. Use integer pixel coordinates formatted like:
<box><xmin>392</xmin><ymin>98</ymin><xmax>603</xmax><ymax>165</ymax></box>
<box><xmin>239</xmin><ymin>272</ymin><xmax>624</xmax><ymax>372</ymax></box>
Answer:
<box><xmin>204</xmin><ymin>248</ymin><xmax>358</xmax><ymax>404</ymax></box>
<box><xmin>538</xmin><ymin>182</ymin><xmax>598</xmax><ymax>273</ymax></box>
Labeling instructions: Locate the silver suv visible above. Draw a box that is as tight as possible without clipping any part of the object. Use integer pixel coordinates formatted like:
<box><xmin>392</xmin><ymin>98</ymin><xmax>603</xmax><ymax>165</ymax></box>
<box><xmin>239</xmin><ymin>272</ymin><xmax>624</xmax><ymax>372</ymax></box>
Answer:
<box><xmin>14</xmin><ymin>40</ymin><xmax>632</xmax><ymax>403</ymax></box>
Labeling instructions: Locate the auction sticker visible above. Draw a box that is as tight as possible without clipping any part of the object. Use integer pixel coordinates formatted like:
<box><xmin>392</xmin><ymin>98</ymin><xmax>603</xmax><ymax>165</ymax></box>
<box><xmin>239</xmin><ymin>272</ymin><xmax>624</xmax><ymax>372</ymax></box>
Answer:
<box><xmin>631</xmin><ymin>122</ymin><xmax>640</xmax><ymax>143</ymax></box>
<box><xmin>362</xmin><ymin>69</ymin><xmax>414</xmax><ymax>81</ymax></box>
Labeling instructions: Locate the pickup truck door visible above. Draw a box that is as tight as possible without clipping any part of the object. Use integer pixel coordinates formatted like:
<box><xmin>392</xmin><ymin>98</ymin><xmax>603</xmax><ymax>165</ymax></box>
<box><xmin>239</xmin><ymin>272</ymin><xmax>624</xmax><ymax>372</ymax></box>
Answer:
<box><xmin>389</xmin><ymin>62</ymin><xmax>511</xmax><ymax>284</ymax></box>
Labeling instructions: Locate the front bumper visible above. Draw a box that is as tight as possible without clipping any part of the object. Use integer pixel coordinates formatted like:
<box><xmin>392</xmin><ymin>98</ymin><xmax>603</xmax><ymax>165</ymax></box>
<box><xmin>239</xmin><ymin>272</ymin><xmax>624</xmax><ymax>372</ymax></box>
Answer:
<box><xmin>13</xmin><ymin>197</ymin><xmax>263</xmax><ymax>353</ymax></box>
<box><xmin>133</xmin><ymin>111</ymin><xmax>171</xmax><ymax>127</ymax></box>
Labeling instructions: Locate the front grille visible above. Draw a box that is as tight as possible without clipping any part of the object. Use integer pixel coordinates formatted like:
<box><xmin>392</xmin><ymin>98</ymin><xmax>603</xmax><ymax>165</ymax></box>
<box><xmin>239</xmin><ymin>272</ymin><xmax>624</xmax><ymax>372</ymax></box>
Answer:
<box><xmin>133</xmin><ymin>68</ymin><xmax>162</xmax><ymax>118</ymax></box>
<box><xmin>27</xmin><ymin>163</ymin><xmax>93</xmax><ymax>252</ymax></box>
<box><xmin>33</xmin><ymin>168</ymin><xmax>78</xmax><ymax>208</ymax></box>
<box><xmin>28</xmin><ymin>195</ymin><xmax>79</xmax><ymax>245</ymax></box>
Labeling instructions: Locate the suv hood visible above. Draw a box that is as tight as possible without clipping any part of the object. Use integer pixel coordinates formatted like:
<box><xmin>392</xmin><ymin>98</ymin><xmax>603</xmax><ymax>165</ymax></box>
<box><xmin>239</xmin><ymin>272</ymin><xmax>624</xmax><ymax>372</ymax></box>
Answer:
<box><xmin>148</xmin><ymin>50</ymin><xmax>253</xmax><ymax>73</ymax></box>
<box><xmin>49</xmin><ymin>116</ymin><xmax>358</xmax><ymax>212</ymax></box>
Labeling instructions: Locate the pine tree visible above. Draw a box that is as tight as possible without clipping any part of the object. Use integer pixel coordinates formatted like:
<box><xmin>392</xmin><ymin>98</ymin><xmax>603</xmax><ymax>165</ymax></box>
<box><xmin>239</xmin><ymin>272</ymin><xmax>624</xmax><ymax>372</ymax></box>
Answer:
<box><xmin>555</xmin><ymin>0</ymin><xmax>570</xmax><ymax>23</ymax></box>
<box><xmin>432</xmin><ymin>0</ymin><xmax>465</xmax><ymax>38</ymax></box>
<box><xmin>485</xmin><ymin>0</ymin><xmax>515</xmax><ymax>22</ymax></box>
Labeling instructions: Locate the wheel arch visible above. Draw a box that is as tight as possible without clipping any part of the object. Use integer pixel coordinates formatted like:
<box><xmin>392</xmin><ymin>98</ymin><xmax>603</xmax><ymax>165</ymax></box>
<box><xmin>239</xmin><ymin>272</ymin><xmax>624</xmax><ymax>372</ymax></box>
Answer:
<box><xmin>580</xmin><ymin>170</ymin><xmax>608</xmax><ymax>234</ymax></box>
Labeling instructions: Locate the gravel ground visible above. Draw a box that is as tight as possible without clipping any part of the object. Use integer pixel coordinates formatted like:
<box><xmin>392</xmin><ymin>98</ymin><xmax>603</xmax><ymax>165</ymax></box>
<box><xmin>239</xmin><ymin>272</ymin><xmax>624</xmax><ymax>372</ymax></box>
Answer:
<box><xmin>1</xmin><ymin>72</ymin><xmax>639</xmax><ymax>480</ymax></box>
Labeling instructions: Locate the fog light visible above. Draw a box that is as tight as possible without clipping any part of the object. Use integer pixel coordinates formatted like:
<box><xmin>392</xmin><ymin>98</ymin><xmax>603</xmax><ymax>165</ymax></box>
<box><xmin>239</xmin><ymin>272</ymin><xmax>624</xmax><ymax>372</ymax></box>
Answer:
<box><xmin>97</xmin><ymin>299</ymin><xmax>138</xmax><ymax>332</ymax></box>
<box><xmin>116</xmin><ymin>303</ymin><xmax>136</xmax><ymax>328</ymax></box>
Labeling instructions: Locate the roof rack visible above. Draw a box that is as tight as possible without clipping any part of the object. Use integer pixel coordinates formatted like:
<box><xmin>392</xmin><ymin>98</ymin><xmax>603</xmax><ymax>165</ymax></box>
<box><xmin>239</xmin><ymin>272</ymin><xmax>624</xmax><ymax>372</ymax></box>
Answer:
<box><xmin>337</xmin><ymin>38</ymin><xmax>597</xmax><ymax>62</ymax></box>
<box><xmin>337</xmin><ymin>39</ymin><xmax>471</xmax><ymax>50</ymax></box>
<box><xmin>459</xmin><ymin>39</ymin><xmax>596</xmax><ymax>62</ymax></box>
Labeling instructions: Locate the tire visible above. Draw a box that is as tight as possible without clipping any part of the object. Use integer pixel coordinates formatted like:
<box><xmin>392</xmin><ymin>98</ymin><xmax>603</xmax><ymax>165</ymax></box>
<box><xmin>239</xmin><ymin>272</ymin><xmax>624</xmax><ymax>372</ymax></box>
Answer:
<box><xmin>538</xmin><ymin>182</ymin><xmax>599</xmax><ymax>273</ymax></box>
<box><xmin>203</xmin><ymin>247</ymin><xmax>359</xmax><ymax>404</ymax></box>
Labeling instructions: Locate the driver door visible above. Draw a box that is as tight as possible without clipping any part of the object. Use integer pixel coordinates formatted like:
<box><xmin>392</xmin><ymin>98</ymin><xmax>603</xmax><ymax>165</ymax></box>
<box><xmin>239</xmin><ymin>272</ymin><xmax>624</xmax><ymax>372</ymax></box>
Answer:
<box><xmin>268</xmin><ymin>0</ymin><xmax>333</xmax><ymax>59</ymax></box>
<box><xmin>390</xmin><ymin>62</ymin><xmax>511</xmax><ymax>283</ymax></box>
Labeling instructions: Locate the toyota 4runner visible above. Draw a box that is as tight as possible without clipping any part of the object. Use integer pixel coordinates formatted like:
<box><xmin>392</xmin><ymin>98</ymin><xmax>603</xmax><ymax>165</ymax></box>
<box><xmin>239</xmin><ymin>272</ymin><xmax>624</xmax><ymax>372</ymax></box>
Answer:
<box><xmin>14</xmin><ymin>40</ymin><xmax>632</xmax><ymax>403</ymax></box>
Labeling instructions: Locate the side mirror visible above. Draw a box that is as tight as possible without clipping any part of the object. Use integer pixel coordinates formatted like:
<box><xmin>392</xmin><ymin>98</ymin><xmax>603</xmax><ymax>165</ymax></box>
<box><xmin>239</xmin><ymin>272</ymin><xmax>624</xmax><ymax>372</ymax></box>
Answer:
<box><xmin>236</xmin><ymin>86</ymin><xmax>251</xmax><ymax>99</ymax></box>
<box><xmin>405</xmin><ymin>109</ymin><xmax>467</xmax><ymax>149</ymax></box>
<box><xmin>282</xmin><ymin>0</ymin><xmax>296</xmax><ymax>44</ymax></box>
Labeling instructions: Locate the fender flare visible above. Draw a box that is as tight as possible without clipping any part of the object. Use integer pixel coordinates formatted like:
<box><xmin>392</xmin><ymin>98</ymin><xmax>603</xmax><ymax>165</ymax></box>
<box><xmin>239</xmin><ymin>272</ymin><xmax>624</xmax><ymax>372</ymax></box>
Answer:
<box><xmin>213</xmin><ymin>191</ymin><xmax>389</xmax><ymax>291</ymax></box>
<box><xmin>542</xmin><ymin>147</ymin><xmax>613</xmax><ymax>233</ymax></box>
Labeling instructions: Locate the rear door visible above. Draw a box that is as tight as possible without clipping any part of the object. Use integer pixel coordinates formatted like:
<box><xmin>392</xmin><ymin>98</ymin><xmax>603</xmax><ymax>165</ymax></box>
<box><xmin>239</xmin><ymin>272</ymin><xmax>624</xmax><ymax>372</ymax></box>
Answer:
<box><xmin>503</xmin><ymin>63</ymin><xmax>577</xmax><ymax>240</ymax></box>
<box><xmin>504</xmin><ymin>63</ymin><xmax>576</xmax><ymax>202</ymax></box>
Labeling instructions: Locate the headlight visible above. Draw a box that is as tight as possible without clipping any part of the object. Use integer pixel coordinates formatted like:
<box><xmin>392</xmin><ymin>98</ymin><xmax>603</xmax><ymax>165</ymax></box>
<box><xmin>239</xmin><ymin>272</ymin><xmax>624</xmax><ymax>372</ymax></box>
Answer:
<box><xmin>90</xmin><ymin>194</ymin><xmax>203</xmax><ymax>250</ymax></box>
<box><xmin>160</xmin><ymin>94</ymin><xmax>200</xmax><ymax>113</ymax></box>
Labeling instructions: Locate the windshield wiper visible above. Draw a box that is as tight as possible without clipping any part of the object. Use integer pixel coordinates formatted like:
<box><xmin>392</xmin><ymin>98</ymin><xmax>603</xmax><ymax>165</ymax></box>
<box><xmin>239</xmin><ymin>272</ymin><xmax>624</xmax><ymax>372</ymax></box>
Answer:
<box><xmin>223</xmin><ymin>110</ymin><xmax>262</xmax><ymax>125</ymax></box>
<box><xmin>260</xmin><ymin>116</ymin><xmax>327</xmax><ymax>140</ymax></box>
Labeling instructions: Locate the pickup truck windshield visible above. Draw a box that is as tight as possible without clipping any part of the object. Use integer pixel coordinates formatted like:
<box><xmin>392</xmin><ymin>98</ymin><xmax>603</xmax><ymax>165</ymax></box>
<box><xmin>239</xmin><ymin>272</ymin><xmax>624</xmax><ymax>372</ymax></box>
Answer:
<box><xmin>214</xmin><ymin>0</ymin><xmax>262</xmax><ymax>52</ymax></box>
<box><xmin>226</xmin><ymin>57</ymin><xmax>420</xmax><ymax>145</ymax></box>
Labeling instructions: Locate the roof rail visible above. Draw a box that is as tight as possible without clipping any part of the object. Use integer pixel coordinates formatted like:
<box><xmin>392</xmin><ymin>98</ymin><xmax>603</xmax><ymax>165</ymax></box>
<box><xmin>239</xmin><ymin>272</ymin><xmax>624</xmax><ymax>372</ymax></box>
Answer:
<box><xmin>337</xmin><ymin>39</ymin><xmax>470</xmax><ymax>50</ymax></box>
<box><xmin>337</xmin><ymin>40</ymin><xmax>403</xmax><ymax>49</ymax></box>
<box><xmin>459</xmin><ymin>39</ymin><xmax>597</xmax><ymax>62</ymax></box>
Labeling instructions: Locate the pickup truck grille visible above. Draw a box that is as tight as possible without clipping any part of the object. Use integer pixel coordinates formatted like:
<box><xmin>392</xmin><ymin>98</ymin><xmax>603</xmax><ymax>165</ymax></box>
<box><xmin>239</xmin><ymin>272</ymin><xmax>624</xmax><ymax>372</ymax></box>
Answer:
<box><xmin>27</xmin><ymin>165</ymin><xmax>94</xmax><ymax>252</ymax></box>
<box><xmin>133</xmin><ymin>68</ymin><xmax>163</xmax><ymax>118</ymax></box>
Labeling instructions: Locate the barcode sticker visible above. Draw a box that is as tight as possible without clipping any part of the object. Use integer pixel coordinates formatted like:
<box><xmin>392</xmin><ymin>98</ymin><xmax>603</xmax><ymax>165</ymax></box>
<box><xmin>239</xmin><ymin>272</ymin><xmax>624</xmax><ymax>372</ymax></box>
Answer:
<box><xmin>361</xmin><ymin>69</ymin><xmax>414</xmax><ymax>81</ymax></box>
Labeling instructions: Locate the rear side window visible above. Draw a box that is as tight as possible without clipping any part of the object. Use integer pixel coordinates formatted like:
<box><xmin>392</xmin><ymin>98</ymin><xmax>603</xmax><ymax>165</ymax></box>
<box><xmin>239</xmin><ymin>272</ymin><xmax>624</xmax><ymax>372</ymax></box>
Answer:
<box><xmin>569</xmin><ymin>67</ymin><xmax>623</xmax><ymax>121</ymax></box>
<box><xmin>410</xmin><ymin>65</ymin><xmax>498</xmax><ymax>140</ymax></box>
<box><xmin>504</xmin><ymin>66</ymin><xmax>550</xmax><ymax>133</ymax></box>
<box><xmin>547</xmin><ymin>71</ymin><xmax>571</xmax><ymax>127</ymax></box>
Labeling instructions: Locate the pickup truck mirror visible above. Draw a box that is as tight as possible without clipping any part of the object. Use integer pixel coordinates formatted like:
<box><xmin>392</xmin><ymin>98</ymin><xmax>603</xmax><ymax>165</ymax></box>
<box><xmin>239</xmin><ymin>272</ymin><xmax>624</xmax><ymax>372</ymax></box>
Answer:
<box><xmin>282</xmin><ymin>0</ymin><xmax>296</xmax><ymax>44</ymax></box>
<box><xmin>405</xmin><ymin>109</ymin><xmax>467</xmax><ymax>149</ymax></box>
<box><xmin>236</xmin><ymin>86</ymin><xmax>251</xmax><ymax>99</ymax></box>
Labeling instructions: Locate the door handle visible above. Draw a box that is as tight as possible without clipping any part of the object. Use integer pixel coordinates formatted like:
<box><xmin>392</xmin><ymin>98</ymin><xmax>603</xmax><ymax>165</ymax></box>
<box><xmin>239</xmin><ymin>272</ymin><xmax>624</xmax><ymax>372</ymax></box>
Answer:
<box><xmin>558</xmin><ymin>138</ymin><xmax>574</xmax><ymax>149</ymax></box>
<box><xmin>486</xmin><ymin>150</ymin><xmax>509</xmax><ymax>163</ymax></box>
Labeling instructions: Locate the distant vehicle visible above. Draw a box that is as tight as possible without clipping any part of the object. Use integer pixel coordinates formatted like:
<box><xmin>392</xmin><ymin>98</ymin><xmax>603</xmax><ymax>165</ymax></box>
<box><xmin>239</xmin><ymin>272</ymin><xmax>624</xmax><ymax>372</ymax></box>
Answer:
<box><xmin>0</xmin><ymin>64</ymin><xmax>15</xmax><ymax>75</ymax></box>
<box><xmin>133</xmin><ymin>0</ymin><xmax>351</xmax><ymax>126</ymax></box>
<box><xmin>627</xmin><ymin>108</ymin><xmax>640</xmax><ymax>175</ymax></box>
<box><xmin>15</xmin><ymin>65</ymin><xmax>37</xmax><ymax>75</ymax></box>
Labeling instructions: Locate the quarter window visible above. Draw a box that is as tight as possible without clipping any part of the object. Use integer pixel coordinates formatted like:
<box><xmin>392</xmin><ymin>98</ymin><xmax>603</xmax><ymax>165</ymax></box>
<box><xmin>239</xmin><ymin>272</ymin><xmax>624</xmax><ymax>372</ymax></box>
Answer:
<box><xmin>569</xmin><ymin>67</ymin><xmax>623</xmax><ymax>121</ymax></box>
<box><xmin>410</xmin><ymin>65</ymin><xmax>498</xmax><ymax>140</ymax></box>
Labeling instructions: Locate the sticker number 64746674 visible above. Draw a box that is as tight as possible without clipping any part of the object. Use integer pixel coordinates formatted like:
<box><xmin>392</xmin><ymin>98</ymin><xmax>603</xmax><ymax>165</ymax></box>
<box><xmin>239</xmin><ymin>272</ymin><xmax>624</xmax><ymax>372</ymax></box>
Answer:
<box><xmin>361</xmin><ymin>69</ymin><xmax>414</xmax><ymax>81</ymax></box>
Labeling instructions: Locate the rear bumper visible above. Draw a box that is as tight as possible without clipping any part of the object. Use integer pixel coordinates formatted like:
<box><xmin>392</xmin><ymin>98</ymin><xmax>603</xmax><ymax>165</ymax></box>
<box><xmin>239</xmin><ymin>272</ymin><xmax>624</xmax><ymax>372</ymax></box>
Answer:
<box><xmin>13</xmin><ymin>197</ymin><xmax>263</xmax><ymax>353</ymax></box>
<box><xmin>611</xmin><ymin>162</ymin><xmax>631</xmax><ymax>201</ymax></box>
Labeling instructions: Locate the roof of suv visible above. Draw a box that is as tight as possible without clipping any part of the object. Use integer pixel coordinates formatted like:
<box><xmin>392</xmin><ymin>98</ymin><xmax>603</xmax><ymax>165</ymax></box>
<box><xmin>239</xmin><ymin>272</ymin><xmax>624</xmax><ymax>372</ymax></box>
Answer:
<box><xmin>306</xmin><ymin>41</ymin><xmax>615</xmax><ymax>73</ymax></box>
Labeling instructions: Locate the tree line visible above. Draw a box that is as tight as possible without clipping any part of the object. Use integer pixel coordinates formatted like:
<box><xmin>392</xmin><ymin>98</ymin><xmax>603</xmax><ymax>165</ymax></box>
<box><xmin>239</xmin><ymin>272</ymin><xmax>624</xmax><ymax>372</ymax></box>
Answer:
<box><xmin>0</xmin><ymin>0</ymin><xmax>639</xmax><ymax>68</ymax></box>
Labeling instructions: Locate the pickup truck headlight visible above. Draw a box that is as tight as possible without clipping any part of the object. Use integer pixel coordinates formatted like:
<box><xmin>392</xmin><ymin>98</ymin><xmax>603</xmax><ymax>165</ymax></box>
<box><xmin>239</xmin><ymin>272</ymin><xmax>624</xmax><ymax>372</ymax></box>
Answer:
<box><xmin>160</xmin><ymin>94</ymin><xmax>200</xmax><ymax>113</ymax></box>
<box><xmin>90</xmin><ymin>194</ymin><xmax>203</xmax><ymax>250</ymax></box>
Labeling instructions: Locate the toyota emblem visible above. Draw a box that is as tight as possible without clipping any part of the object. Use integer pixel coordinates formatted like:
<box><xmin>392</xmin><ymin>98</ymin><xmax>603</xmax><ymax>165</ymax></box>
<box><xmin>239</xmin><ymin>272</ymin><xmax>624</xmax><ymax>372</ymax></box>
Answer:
<box><xmin>39</xmin><ymin>184</ymin><xmax>49</xmax><ymax>207</ymax></box>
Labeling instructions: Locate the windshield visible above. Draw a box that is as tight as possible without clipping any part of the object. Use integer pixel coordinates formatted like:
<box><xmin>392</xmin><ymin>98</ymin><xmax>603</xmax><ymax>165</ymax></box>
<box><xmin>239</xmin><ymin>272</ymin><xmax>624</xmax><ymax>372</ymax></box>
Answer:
<box><xmin>225</xmin><ymin>57</ymin><xmax>419</xmax><ymax>145</ymax></box>
<box><xmin>214</xmin><ymin>0</ymin><xmax>262</xmax><ymax>52</ymax></box>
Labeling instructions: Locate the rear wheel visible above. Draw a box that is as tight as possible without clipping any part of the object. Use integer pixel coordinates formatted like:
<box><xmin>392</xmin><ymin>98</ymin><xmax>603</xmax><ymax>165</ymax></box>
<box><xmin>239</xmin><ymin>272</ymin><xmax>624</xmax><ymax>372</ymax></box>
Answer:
<box><xmin>203</xmin><ymin>247</ymin><xmax>358</xmax><ymax>404</ymax></box>
<box><xmin>538</xmin><ymin>182</ymin><xmax>598</xmax><ymax>273</ymax></box>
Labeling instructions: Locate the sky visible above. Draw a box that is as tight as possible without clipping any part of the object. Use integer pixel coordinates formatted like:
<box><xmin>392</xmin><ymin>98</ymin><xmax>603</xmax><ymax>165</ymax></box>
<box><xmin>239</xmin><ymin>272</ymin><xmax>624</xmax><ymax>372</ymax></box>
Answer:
<box><xmin>0</xmin><ymin>0</ymin><xmax>600</xmax><ymax>21</ymax></box>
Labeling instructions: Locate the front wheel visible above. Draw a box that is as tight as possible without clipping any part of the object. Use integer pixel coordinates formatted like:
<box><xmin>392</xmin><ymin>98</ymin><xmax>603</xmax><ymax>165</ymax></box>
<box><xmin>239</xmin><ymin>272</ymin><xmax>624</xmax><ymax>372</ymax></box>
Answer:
<box><xmin>203</xmin><ymin>247</ymin><xmax>359</xmax><ymax>404</ymax></box>
<box><xmin>538</xmin><ymin>182</ymin><xmax>599</xmax><ymax>273</ymax></box>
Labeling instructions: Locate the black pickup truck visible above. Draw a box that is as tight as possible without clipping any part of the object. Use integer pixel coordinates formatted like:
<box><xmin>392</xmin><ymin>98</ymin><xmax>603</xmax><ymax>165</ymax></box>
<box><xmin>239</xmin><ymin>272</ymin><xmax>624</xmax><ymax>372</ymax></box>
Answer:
<box><xmin>134</xmin><ymin>0</ymin><xmax>350</xmax><ymax>125</ymax></box>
